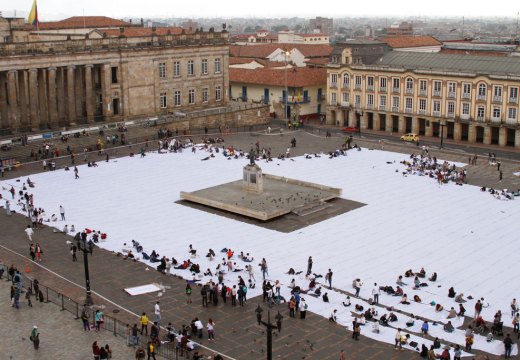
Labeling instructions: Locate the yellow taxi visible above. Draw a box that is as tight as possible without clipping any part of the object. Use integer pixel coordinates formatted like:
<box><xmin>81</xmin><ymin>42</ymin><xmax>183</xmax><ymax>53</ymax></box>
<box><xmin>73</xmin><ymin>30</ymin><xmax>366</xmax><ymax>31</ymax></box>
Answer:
<box><xmin>400</xmin><ymin>133</ymin><xmax>419</xmax><ymax>142</ymax></box>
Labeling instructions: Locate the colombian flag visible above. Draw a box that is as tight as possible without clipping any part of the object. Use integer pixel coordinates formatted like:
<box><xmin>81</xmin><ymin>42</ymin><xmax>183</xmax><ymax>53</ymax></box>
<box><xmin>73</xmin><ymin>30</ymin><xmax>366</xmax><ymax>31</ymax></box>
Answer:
<box><xmin>28</xmin><ymin>0</ymin><xmax>39</xmax><ymax>28</ymax></box>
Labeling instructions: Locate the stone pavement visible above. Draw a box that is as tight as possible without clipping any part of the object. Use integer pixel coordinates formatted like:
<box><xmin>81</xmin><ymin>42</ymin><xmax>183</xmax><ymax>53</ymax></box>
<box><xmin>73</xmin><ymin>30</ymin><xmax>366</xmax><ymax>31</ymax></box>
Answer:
<box><xmin>0</xmin><ymin>129</ymin><xmax>515</xmax><ymax>360</ymax></box>
<box><xmin>0</xmin><ymin>272</ymin><xmax>136</xmax><ymax>360</ymax></box>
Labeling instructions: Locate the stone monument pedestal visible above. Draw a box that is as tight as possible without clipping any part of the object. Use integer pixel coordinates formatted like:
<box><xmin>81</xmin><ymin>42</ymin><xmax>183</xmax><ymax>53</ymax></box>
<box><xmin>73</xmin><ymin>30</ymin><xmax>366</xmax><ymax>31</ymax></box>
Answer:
<box><xmin>242</xmin><ymin>164</ymin><xmax>263</xmax><ymax>194</ymax></box>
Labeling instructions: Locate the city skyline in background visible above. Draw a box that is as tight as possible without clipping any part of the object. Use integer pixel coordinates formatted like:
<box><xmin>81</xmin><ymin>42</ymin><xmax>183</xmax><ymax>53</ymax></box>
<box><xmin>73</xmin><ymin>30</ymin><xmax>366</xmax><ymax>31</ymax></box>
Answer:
<box><xmin>1</xmin><ymin>0</ymin><xmax>519</xmax><ymax>20</ymax></box>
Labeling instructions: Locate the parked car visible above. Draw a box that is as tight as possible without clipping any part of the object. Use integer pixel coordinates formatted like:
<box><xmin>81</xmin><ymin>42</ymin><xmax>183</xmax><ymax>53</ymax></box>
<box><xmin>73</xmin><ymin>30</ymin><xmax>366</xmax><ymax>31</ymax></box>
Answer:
<box><xmin>400</xmin><ymin>133</ymin><xmax>419</xmax><ymax>142</ymax></box>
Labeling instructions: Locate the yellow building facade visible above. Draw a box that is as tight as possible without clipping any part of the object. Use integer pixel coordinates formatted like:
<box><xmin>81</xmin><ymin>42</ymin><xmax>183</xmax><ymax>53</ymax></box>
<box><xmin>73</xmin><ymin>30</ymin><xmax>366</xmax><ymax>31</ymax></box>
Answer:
<box><xmin>327</xmin><ymin>49</ymin><xmax>520</xmax><ymax>148</ymax></box>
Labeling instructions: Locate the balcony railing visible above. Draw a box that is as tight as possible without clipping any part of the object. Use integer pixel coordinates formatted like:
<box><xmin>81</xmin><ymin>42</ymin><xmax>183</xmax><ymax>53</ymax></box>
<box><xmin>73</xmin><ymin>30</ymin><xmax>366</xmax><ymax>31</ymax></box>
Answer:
<box><xmin>419</xmin><ymin>89</ymin><xmax>427</xmax><ymax>96</ymax></box>
<box><xmin>447</xmin><ymin>112</ymin><xmax>455</xmax><ymax>118</ymax></box>
<box><xmin>366</xmin><ymin>103</ymin><xmax>374</xmax><ymax>110</ymax></box>
<box><xmin>379</xmin><ymin>86</ymin><xmax>387</xmax><ymax>92</ymax></box>
<box><xmin>367</xmin><ymin>85</ymin><xmax>374</xmax><ymax>91</ymax></box>
<box><xmin>340</xmin><ymin>101</ymin><xmax>350</xmax><ymax>107</ymax></box>
<box><xmin>477</xmin><ymin>94</ymin><xmax>486</xmax><ymax>101</ymax></box>
<box><xmin>491</xmin><ymin>117</ymin><xmax>501</xmax><ymax>124</ymax></box>
<box><xmin>330</xmin><ymin>100</ymin><xmax>337</xmax><ymax>106</ymax></box>
<box><xmin>418</xmin><ymin>109</ymin><xmax>427</xmax><ymax>115</ymax></box>
<box><xmin>476</xmin><ymin>115</ymin><xmax>485</xmax><ymax>122</ymax></box>
<box><xmin>317</xmin><ymin>94</ymin><xmax>326</xmax><ymax>102</ymax></box>
<box><xmin>354</xmin><ymin>102</ymin><xmax>361</xmax><ymax>108</ymax></box>
<box><xmin>462</xmin><ymin>93</ymin><xmax>471</xmax><ymax>100</ymax></box>
<box><xmin>493</xmin><ymin>96</ymin><xmax>502</xmax><ymax>103</ymax></box>
<box><xmin>506</xmin><ymin>118</ymin><xmax>518</xmax><ymax>125</ymax></box>
<box><xmin>448</xmin><ymin>91</ymin><xmax>456</xmax><ymax>99</ymax></box>
<box><xmin>279</xmin><ymin>97</ymin><xmax>311</xmax><ymax>104</ymax></box>
<box><xmin>379</xmin><ymin>104</ymin><xmax>386</xmax><ymax>111</ymax></box>
<box><xmin>260</xmin><ymin>96</ymin><xmax>270</xmax><ymax>104</ymax></box>
<box><xmin>433</xmin><ymin>90</ymin><xmax>441</xmax><ymax>97</ymax></box>
<box><xmin>432</xmin><ymin>110</ymin><xmax>441</xmax><ymax>117</ymax></box>
<box><xmin>405</xmin><ymin>108</ymin><xmax>413</xmax><ymax>114</ymax></box>
<box><xmin>461</xmin><ymin>114</ymin><xmax>470</xmax><ymax>120</ymax></box>
<box><xmin>342</xmin><ymin>83</ymin><xmax>350</xmax><ymax>90</ymax></box>
<box><xmin>392</xmin><ymin>106</ymin><xmax>399</xmax><ymax>112</ymax></box>
<box><xmin>354</xmin><ymin>84</ymin><xmax>362</xmax><ymax>90</ymax></box>
<box><xmin>392</xmin><ymin>87</ymin><xmax>400</xmax><ymax>93</ymax></box>
<box><xmin>405</xmin><ymin>88</ymin><xmax>413</xmax><ymax>95</ymax></box>
<box><xmin>331</xmin><ymin>82</ymin><xmax>338</xmax><ymax>89</ymax></box>
<box><xmin>509</xmin><ymin>97</ymin><xmax>518</xmax><ymax>104</ymax></box>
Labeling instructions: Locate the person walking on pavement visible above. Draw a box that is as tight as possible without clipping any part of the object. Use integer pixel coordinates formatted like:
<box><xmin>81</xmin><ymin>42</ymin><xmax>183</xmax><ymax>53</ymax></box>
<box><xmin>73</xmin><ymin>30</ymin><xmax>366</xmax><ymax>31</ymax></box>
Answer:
<box><xmin>372</xmin><ymin>283</ymin><xmax>380</xmax><ymax>304</ymax></box>
<box><xmin>74</xmin><ymin>166</ymin><xmax>79</xmax><ymax>179</ymax></box>
<box><xmin>71</xmin><ymin>244</ymin><xmax>78</xmax><ymax>262</ymax></box>
<box><xmin>30</xmin><ymin>325</ymin><xmax>40</xmax><ymax>349</ymax></box>
<box><xmin>35</xmin><ymin>243</ymin><xmax>42</xmax><ymax>262</ymax></box>
<box><xmin>5</xmin><ymin>200</ymin><xmax>11</xmax><ymax>216</ymax></box>
<box><xmin>81</xmin><ymin>305</ymin><xmax>90</xmax><ymax>331</ymax></box>
<box><xmin>60</xmin><ymin>205</ymin><xmax>65</xmax><ymax>221</ymax></box>
<box><xmin>147</xmin><ymin>341</ymin><xmax>157</xmax><ymax>360</ymax></box>
<box><xmin>504</xmin><ymin>333</ymin><xmax>513</xmax><ymax>358</ymax></box>
<box><xmin>25</xmin><ymin>225</ymin><xmax>34</xmax><ymax>241</ymax></box>
<box><xmin>29</xmin><ymin>243</ymin><xmax>36</xmax><ymax>261</ymax></box>
<box><xmin>139</xmin><ymin>312</ymin><xmax>149</xmax><ymax>336</ymax></box>
<box><xmin>306</xmin><ymin>256</ymin><xmax>313</xmax><ymax>276</ymax></box>
<box><xmin>154</xmin><ymin>301</ymin><xmax>161</xmax><ymax>327</ymax></box>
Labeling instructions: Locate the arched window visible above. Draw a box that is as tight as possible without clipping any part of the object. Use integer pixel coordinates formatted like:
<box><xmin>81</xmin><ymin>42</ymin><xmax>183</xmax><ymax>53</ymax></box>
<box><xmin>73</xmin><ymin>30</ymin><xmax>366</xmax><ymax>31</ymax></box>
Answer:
<box><xmin>343</xmin><ymin>74</ymin><xmax>350</xmax><ymax>86</ymax></box>
<box><xmin>406</xmin><ymin>78</ymin><xmax>413</xmax><ymax>90</ymax></box>
<box><xmin>478</xmin><ymin>83</ymin><xmax>487</xmax><ymax>97</ymax></box>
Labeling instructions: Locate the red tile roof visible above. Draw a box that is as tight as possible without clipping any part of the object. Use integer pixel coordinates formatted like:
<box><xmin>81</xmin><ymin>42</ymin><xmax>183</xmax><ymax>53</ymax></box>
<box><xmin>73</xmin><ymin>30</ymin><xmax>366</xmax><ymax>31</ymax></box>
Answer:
<box><xmin>102</xmin><ymin>27</ymin><xmax>184</xmax><ymax>37</ymax></box>
<box><xmin>230</xmin><ymin>67</ymin><xmax>326</xmax><ymax>87</ymax></box>
<box><xmin>37</xmin><ymin>16</ymin><xmax>132</xmax><ymax>30</ymax></box>
<box><xmin>229</xmin><ymin>44</ymin><xmax>332</xmax><ymax>59</ymax></box>
<box><xmin>378</xmin><ymin>36</ymin><xmax>442</xmax><ymax>48</ymax></box>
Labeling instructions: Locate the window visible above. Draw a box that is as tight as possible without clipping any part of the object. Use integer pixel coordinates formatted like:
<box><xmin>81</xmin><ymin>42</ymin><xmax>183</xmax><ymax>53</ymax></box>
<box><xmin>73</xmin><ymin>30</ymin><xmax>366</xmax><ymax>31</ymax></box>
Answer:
<box><xmin>174</xmin><ymin>90</ymin><xmax>181</xmax><ymax>106</ymax></box>
<box><xmin>478</xmin><ymin>83</ymin><xmax>487</xmax><ymax>98</ymax></box>
<box><xmin>188</xmin><ymin>89</ymin><xmax>195</xmax><ymax>104</ymax></box>
<box><xmin>214</xmin><ymin>58</ymin><xmax>221</xmax><ymax>74</ymax></box>
<box><xmin>342</xmin><ymin>92</ymin><xmax>350</xmax><ymax>103</ymax></box>
<box><xmin>406</xmin><ymin>78</ymin><xmax>413</xmax><ymax>90</ymax></box>
<box><xmin>379</xmin><ymin>95</ymin><xmax>386</xmax><ymax>106</ymax></box>
<box><xmin>215</xmin><ymin>86</ymin><xmax>222</xmax><ymax>101</ymax></box>
<box><xmin>367</xmin><ymin>76</ymin><xmax>374</xmax><ymax>89</ymax></box>
<box><xmin>355</xmin><ymin>94</ymin><xmax>361</xmax><ymax>107</ymax></box>
<box><xmin>174</xmin><ymin>61</ymin><xmax>180</xmax><ymax>77</ymax></box>
<box><xmin>342</xmin><ymin>74</ymin><xmax>350</xmax><ymax>86</ymax></box>
<box><xmin>447</xmin><ymin>101</ymin><xmax>455</xmax><ymax>115</ymax></box>
<box><xmin>433</xmin><ymin>81</ymin><xmax>442</xmax><ymax>96</ymax></box>
<box><xmin>448</xmin><ymin>82</ymin><xmax>456</xmax><ymax>93</ymax></box>
<box><xmin>331</xmin><ymin>92</ymin><xmax>337</xmax><ymax>104</ymax></box>
<box><xmin>419</xmin><ymin>99</ymin><xmax>427</xmax><ymax>111</ymax></box>
<box><xmin>159</xmin><ymin>62</ymin><xmax>166</xmax><ymax>79</ymax></box>
<box><xmin>433</xmin><ymin>100</ymin><xmax>441</xmax><ymax>113</ymax></box>
<box><xmin>405</xmin><ymin>97</ymin><xmax>413</xmax><ymax>110</ymax></box>
<box><xmin>159</xmin><ymin>92</ymin><xmax>167</xmax><ymax>109</ymax></box>
<box><xmin>187</xmin><ymin>60</ymin><xmax>194</xmax><ymax>76</ymax></box>
<box><xmin>111</xmin><ymin>67</ymin><xmax>118</xmax><ymax>83</ymax></box>
<box><xmin>493</xmin><ymin>86</ymin><xmax>502</xmax><ymax>98</ymax></box>
<box><xmin>509</xmin><ymin>87</ymin><xmax>518</xmax><ymax>101</ymax></box>
<box><xmin>462</xmin><ymin>103</ymin><xmax>470</xmax><ymax>115</ymax></box>
<box><xmin>492</xmin><ymin>107</ymin><xmax>501</xmax><ymax>119</ymax></box>
<box><xmin>392</xmin><ymin>96</ymin><xmax>399</xmax><ymax>109</ymax></box>
<box><xmin>463</xmin><ymin>83</ymin><xmax>471</xmax><ymax>95</ymax></box>
<box><xmin>392</xmin><ymin>78</ymin><xmax>400</xmax><ymax>91</ymax></box>
<box><xmin>508</xmin><ymin>107</ymin><xmax>517</xmax><ymax>119</ymax></box>
<box><xmin>201</xmin><ymin>59</ymin><xmax>208</xmax><ymax>75</ymax></box>
<box><xmin>379</xmin><ymin>77</ymin><xmax>387</xmax><ymax>90</ymax></box>
<box><xmin>330</xmin><ymin>73</ymin><xmax>338</xmax><ymax>87</ymax></box>
<box><xmin>355</xmin><ymin>75</ymin><xmax>362</xmax><ymax>88</ymax></box>
<box><xmin>419</xmin><ymin>80</ymin><xmax>428</xmax><ymax>95</ymax></box>
<box><xmin>477</xmin><ymin>106</ymin><xmax>485</xmax><ymax>118</ymax></box>
<box><xmin>202</xmin><ymin>87</ymin><xmax>208</xmax><ymax>103</ymax></box>
<box><xmin>367</xmin><ymin>94</ymin><xmax>374</xmax><ymax>106</ymax></box>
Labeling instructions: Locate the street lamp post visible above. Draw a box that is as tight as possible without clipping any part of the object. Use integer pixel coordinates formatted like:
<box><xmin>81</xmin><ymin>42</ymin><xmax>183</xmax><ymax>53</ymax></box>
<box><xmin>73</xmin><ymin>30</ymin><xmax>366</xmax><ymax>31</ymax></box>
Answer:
<box><xmin>255</xmin><ymin>306</ymin><xmax>283</xmax><ymax>360</ymax></box>
<box><xmin>284</xmin><ymin>50</ymin><xmax>290</xmax><ymax>128</ymax></box>
<box><xmin>77</xmin><ymin>237</ymin><xmax>93</xmax><ymax>306</ymax></box>
<box><xmin>439</xmin><ymin>120</ymin><xmax>446</xmax><ymax>149</ymax></box>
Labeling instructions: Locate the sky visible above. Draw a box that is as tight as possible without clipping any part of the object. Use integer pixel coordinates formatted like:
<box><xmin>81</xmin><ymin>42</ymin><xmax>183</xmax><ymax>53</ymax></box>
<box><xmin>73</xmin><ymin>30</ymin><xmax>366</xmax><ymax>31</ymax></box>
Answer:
<box><xmin>1</xmin><ymin>0</ymin><xmax>519</xmax><ymax>20</ymax></box>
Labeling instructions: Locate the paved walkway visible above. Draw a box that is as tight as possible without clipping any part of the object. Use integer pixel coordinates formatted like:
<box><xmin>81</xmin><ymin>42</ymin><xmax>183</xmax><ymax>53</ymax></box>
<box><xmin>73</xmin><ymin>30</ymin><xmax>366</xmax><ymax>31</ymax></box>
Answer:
<box><xmin>0</xmin><ymin>129</ymin><xmax>515</xmax><ymax>359</ymax></box>
<box><xmin>0</xmin><ymin>271</ymin><xmax>136</xmax><ymax>360</ymax></box>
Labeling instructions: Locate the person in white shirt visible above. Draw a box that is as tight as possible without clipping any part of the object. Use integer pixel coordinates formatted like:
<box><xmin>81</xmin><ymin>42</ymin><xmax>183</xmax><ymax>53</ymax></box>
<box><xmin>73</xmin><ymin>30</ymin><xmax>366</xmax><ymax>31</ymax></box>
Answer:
<box><xmin>372</xmin><ymin>283</ymin><xmax>380</xmax><ymax>304</ymax></box>
<box><xmin>25</xmin><ymin>225</ymin><xmax>34</xmax><ymax>241</ymax></box>
<box><xmin>154</xmin><ymin>301</ymin><xmax>161</xmax><ymax>326</ymax></box>
<box><xmin>194</xmin><ymin>318</ymin><xmax>204</xmax><ymax>339</ymax></box>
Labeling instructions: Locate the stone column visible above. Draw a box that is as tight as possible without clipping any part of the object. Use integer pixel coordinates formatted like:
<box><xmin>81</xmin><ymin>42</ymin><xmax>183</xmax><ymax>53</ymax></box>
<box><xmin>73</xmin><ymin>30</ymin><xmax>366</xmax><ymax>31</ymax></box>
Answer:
<box><xmin>0</xmin><ymin>72</ymin><xmax>8</xmax><ymax>131</ymax></box>
<box><xmin>74</xmin><ymin>65</ymin><xmax>84</xmax><ymax>121</ymax></box>
<box><xmin>386</xmin><ymin>115</ymin><xmax>393</xmax><ymax>132</ymax></box>
<box><xmin>498</xmin><ymin>127</ymin><xmax>507</xmax><ymax>147</ymax></box>
<box><xmin>515</xmin><ymin>129</ymin><xmax>520</xmax><ymax>149</ymax></box>
<box><xmin>468</xmin><ymin>124</ymin><xmax>477</xmax><ymax>143</ymax></box>
<box><xmin>102</xmin><ymin>64</ymin><xmax>113</xmax><ymax>119</ymax></box>
<box><xmin>85</xmin><ymin>65</ymin><xmax>95</xmax><ymax>123</ymax></box>
<box><xmin>37</xmin><ymin>68</ymin><xmax>48</xmax><ymax>129</ymax></box>
<box><xmin>411</xmin><ymin>116</ymin><xmax>419</xmax><ymax>134</ymax></box>
<box><xmin>19</xmin><ymin>70</ymin><xmax>29</xmax><ymax>130</ymax></box>
<box><xmin>360</xmin><ymin>112</ymin><xmax>368</xmax><ymax>130</ymax></box>
<box><xmin>483</xmin><ymin>126</ymin><xmax>491</xmax><ymax>145</ymax></box>
<box><xmin>47</xmin><ymin>67</ymin><xmax>59</xmax><ymax>127</ymax></box>
<box><xmin>398</xmin><ymin>115</ymin><xmax>405</xmax><ymax>133</ymax></box>
<box><xmin>453</xmin><ymin>122</ymin><xmax>462</xmax><ymax>141</ymax></box>
<box><xmin>66</xmin><ymin>66</ymin><xmax>76</xmax><ymax>125</ymax></box>
<box><xmin>336</xmin><ymin>109</ymin><xmax>344</xmax><ymax>126</ymax></box>
<box><xmin>28</xmin><ymin>69</ymin><xmax>39</xmax><ymax>131</ymax></box>
<box><xmin>425</xmin><ymin>119</ymin><xmax>433</xmax><ymax>137</ymax></box>
<box><xmin>372</xmin><ymin>113</ymin><xmax>380</xmax><ymax>131</ymax></box>
<box><xmin>7</xmin><ymin>70</ymin><xmax>19</xmax><ymax>131</ymax></box>
<box><xmin>348</xmin><ymin>110</ymin><xmax>355</xmax><ymax>127</ymax></box>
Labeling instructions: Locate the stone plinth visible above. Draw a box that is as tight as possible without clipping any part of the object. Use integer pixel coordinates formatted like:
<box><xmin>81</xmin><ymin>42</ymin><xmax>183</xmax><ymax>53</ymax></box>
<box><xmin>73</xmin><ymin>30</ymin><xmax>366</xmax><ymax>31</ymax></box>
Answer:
<box><xmin>242</xmin><ymin>164</ymin><xmax>263</xmax><ymax>194</ymax></box>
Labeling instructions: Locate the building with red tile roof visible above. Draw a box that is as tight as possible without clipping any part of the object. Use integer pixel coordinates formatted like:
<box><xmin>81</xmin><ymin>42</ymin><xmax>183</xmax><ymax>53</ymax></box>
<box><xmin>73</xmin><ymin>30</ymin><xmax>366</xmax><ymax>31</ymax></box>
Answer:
<box><xmin>36</xmin><ymin>16</ymin><xmax>133</xmax><ymax>30</ymax></box>
<box><xmin>378</xmin><ymin>36</ymin><xmax>442</xmax><ymax>52</ymax></box>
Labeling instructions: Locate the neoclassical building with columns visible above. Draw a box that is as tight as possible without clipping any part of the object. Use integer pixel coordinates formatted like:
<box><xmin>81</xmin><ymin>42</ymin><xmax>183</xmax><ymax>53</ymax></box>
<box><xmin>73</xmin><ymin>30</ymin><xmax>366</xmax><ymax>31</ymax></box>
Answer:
<box><xmin>0</xmin><ymin>28</ymin><xmax>229</xmax><ymax>134</ymax></box>
<box><xmin>326</xmin><ymin>42</ymin><xmax>520</xmax><ymax>148</ymax></box>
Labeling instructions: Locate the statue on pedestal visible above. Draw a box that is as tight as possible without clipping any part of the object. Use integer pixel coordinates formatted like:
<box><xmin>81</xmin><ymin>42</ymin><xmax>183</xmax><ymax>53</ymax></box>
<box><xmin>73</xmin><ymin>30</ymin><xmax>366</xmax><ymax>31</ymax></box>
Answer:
<box><xmin>249</xmin><ymin>147</ymin><xmax>256</xmax><ymax>165</ymax></box>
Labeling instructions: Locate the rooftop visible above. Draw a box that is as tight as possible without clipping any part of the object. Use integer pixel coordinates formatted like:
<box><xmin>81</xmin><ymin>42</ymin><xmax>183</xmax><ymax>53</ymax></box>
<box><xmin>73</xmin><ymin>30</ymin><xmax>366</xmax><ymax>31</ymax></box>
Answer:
<box><xmin>378</xmin><ymin>35</ymin><xmax>442</xmax><ymax>48</ymax></box>
<box><xmin>229</xmin><ymin>44</ymin><xmax>332</xmax><ymax>59</ymax></box>
<box><xmin>229</xmin><ymin>67</ymin><xmax>326</xmax><ymax>87</ymax></box>
<box><xmin>35</xmin><ymin>16</ymin><xmax>133</xmax><ymax>30</ymax></box>
<box><xmin>102</xmin><ymin>26</ymin><xmax>184</xmax><ymax>37</ymax></box>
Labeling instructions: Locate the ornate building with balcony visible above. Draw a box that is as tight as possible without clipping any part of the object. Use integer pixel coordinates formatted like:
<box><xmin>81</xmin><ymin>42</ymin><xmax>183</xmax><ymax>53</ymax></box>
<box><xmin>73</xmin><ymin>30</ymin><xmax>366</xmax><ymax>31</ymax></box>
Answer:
<box><xmin>0</xmin><ymin>17</ymin><xmax>230</xmax><ymax>134</ymax></box>
<box><xmin>327</xmin><ymin>45</ymin><xmax>520</xmax><ymax>148</ymax></box>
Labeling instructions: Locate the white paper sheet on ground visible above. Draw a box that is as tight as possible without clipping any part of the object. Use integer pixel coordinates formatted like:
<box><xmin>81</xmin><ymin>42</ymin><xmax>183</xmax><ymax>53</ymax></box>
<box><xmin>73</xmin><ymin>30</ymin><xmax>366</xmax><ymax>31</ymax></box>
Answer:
<box><xmin>124</xmin><ymin>283</ymin><xmax>162</xmax><ymax>296</ymax></box>
<box><xmin>2</xmin><ymin>147</ymin><xmax>519</xmax><ymax>357</ymax></box>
